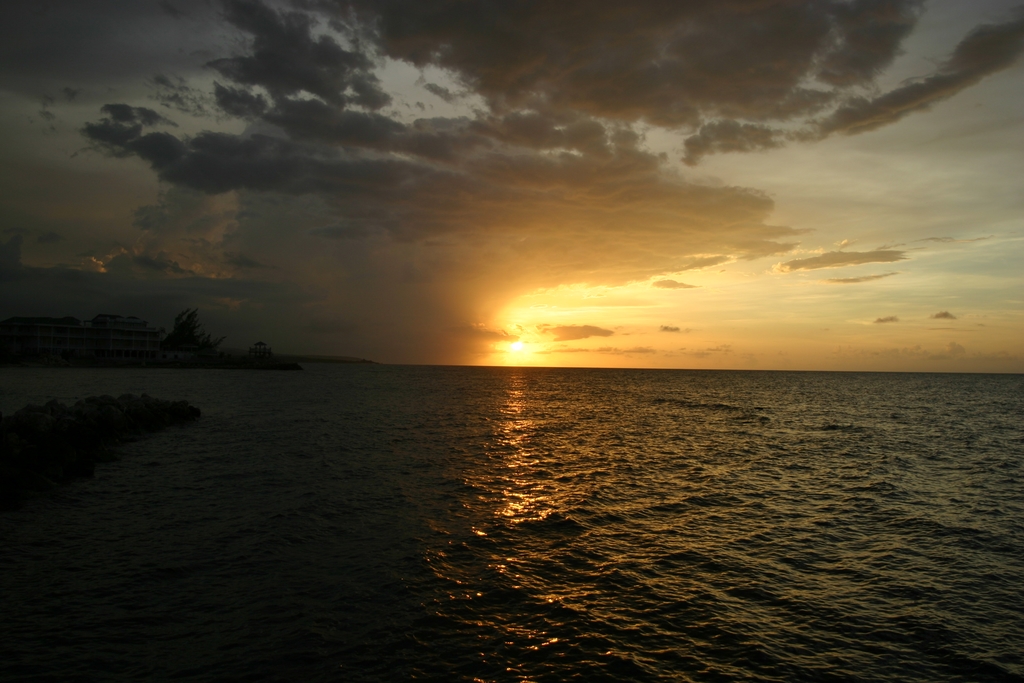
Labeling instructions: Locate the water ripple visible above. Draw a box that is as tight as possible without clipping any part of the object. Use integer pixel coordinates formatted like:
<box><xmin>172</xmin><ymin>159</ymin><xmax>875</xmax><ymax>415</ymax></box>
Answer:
<box><xmin>1</xmin><ymin>367</ymin><xmax>1023</xmax><ymax>681</ymax></box>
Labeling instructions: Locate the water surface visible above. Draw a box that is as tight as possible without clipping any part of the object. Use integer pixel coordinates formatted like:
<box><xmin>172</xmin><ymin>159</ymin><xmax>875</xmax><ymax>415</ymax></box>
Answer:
<box><xmin>2</xmin><ymin>366</ymin><xmax>1022</xmax><ymax>681</ymax></box>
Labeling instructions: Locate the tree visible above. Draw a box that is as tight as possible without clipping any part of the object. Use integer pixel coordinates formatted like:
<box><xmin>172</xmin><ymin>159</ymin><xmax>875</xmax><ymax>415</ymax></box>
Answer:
<box><xmin>161</xmin><ymin>308</ymin><xmax>225</xmax><ymax>350</ymax></box>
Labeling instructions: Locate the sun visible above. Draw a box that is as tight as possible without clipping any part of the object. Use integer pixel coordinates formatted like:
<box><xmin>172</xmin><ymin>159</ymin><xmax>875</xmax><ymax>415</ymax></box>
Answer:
<box><xmin>510</xmin><ymin>341</ymin><xmax>524</xmax><ymax>352</ymax></box>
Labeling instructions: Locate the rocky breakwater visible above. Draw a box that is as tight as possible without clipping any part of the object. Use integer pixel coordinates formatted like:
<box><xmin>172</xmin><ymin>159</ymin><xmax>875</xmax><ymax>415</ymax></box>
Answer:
<box><xmin>0</xmin><ymin>394</ymin><xmax>200</xmax><ymax>511</ymax></box>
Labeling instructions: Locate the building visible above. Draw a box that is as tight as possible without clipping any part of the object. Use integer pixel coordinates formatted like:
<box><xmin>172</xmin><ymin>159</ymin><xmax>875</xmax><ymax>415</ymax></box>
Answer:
<box><xmin>0</xmin><ymin>314</ymin><xmax>163</xmax><ymax>359</ymax></box>
<box><xmin>249</xmin><ymin>341</ymin><xmax>273</xmax><ymax>359</ymax></box>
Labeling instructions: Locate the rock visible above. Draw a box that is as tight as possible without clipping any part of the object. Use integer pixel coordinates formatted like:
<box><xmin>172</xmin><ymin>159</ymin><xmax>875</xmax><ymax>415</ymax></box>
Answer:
<box><xmin>0</xmin><ymin>393</ymin><xmax>201</xmax><ymax>511</ymax></box>
<box><xmin>45</xmin><ymin>399</ymin><xmax>70</xmax><ymax>417</ymax></box>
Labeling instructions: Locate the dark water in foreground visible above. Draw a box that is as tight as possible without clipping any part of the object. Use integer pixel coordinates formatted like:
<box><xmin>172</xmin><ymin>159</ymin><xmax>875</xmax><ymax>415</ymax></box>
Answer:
<box><xmin>2</xmin><ymin>366</ymin><xmax>1023</xmax><ymax>682</ymax></box>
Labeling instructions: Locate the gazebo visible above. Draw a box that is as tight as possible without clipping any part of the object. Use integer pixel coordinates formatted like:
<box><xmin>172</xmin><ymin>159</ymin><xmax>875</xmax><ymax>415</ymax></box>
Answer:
<box><xmin>248</xmin><ymin>341</ymin><xmax>273</xmax><ymax>359</ymax></box>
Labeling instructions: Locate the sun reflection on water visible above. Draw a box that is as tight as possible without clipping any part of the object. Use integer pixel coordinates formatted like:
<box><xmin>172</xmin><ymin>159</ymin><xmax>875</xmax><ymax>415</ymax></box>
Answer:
<box><xmin>493</xmin><ymin>371</ymin><xmax>557</xmax><ymax>524</ymax></box>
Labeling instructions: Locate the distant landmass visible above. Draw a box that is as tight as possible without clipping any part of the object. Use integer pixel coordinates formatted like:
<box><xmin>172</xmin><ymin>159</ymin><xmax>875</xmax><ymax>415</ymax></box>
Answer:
<box><xmin>278</xmin><ymin>354</ymin><xmax>377</xmax><ymax>365</ymax></box>
<box><xmin>220</xmin><ymin>349</ymin><xmax>377</xmax><ymax>365</ymax></box>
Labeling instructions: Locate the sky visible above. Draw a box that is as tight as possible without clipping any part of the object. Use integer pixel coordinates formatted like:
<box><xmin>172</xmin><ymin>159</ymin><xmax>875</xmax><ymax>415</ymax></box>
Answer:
<box><xmin>1</xmin><ymin>0</ymin><xmax>1022</xmax><ymax>371</ymax></box>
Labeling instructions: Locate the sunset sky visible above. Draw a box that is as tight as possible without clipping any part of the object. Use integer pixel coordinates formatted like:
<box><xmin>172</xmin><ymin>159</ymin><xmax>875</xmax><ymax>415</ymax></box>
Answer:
<box><xmin>1</xmin><ymin>0</ymin><xmax>1022</xmax><ymax>370</ymax></box>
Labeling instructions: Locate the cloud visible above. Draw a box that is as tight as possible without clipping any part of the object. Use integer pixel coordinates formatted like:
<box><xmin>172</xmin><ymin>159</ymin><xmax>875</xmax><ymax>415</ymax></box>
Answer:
<box><xmin>130</xmin><ymin>252</ymin><xmax>193</xmax><ymax>275</ymax></box>
<box><xmin>150</xmin><ymin>74</ymin><xmax>210</xmax><ymax>116</ymax></box>
<box><xmin>544</xmin><ymin>325</ymin><xmax>614</xmax><ymax>342</ymax></box>
<box><xmin>346</xmin><ymin>0</ymin><xmax>921</xmax><ymax>128</ymax></box>
<box><xmin>208</xmin><ymin>0</ymin><xmax>389</xmax><ymax>109</ymax></box>
<box><xmin>82</xmin><ymin>105</ymin><xmax>178</xmax><ymax>157</ymax></box>
<box><xmin>931</xmin><ymin>341</ymin><xmax>967</xmax><ymax>360</ymax></box>
<box><xmin>223</xmin><ymin>253</ymin><xmax>271</xmax><ymax>269</ymax></box>
<box><xmin>776</xmin><ymin>249</ymin><xmax>906</xmax><ymax>272</ymax></box>
<box><xmin>0</xmin><ymin>235</ymin><xmax>24</xmax><ymax>279</ymax></box>
<box><xmin>683</xmin><ymin>120</ymin><xmax>785</xmax><ymax>165</ymax></box>
<box><xmin>817</xmin><ymin>15</ymin><xmax>1024</xmax><ymax>136</ymax></box>
<box><xmin>213</xmin><ymin>82</ymin><xmax>269</xmax><ymax>119</ymax></box>
<box><xmin>874</xmin><ymin>316</ymin><xmax>899</xmax><ymax>323</ymax></box>
<box><xmin>548</xmin><ymin>345</ymin><xmax>655</xmax><ymax>355</ymax></box>
<box><xmin>307</xmin><ymin>317</ymin><xmax>356</xmax><ymax>335</ymax></box>
<box><xmin>100</xmin><ymin>103</ymin><xmax>176</xmax><ymax>127</ymax></box>
<box><xmin>36</xmin><ymin>231</ymin><xmax>65</xmax><ymax>244</ymax></box>
<box><xmin>683</xmin><ymin>344</ymin><xmax>733</xmax><ymax>358</ymax></box>
<box><xmin>80</xmin><ymin>104</ymin><xmax>800</xmax><ymax>286</ymax></box>
<box><xmin>308</xmin><ymin>221</ymin><xmax>373</xmax><ymax>240</ymax></box>
<box><xmin>678</xmin><ymin>256</ymin><xmax>731</xmax><ymax>270</ymax></box>
<box><xmin>930</xmin><ymin>311</ymin><xmax>956</xmax><ymax>320</ymax></box>
<box><xmin>21</xmin><ymin>0</ymin><xmax>1016</xmax><ymax>366</ymax></box>
<box><xmin>596</xmin><ymin>346</ymin><xmax>656</xmax><ymax>355</ymax></box>
<box><xmin>423</xmin><ymin>83</ymin><xmax>458</xmax><ymax>103</ymax></box>
<box><xmin>916</xmin><ymin>236</ymin><xmax>992</xmax><ymax>244</ymax></box>
<box><xmin>455</xmin><ymin>325</ymin><xmax>518</xmax><ymax>342</ymax></box>
<box><xmin>652</xmin><ymin>280</ymin><xmax>698</xmax><ymax>289</ymax></box>
<box><xmin>660</xmin><ymin>325</ymin><xmax>690</xmax><ymax>333</ymax></box>
<box><xmin>158</xmin><ymin>1</ymin><xmax>187</xmax><ymax>20</ymax></box>
<box><xmin>822</xmin><ymin>272</ymin><xmax>898</xmax><ymax>283</ymax></box>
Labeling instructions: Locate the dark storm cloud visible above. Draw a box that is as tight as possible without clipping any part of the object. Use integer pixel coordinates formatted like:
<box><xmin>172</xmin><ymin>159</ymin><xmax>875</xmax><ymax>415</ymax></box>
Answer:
<box><xmin>67</xmin><ymin>0</ymin><xmax>1011</xmax><ymax>287</ymax></box>
<box><xmin>130</xmin><ymin>252</ymin><xmax>193</xmax><ymax>275</ymax></box>
<box><xmin>682</xmin><ymin>120</ymin><xmax>785</xmax><ymax>166</ymax></box>
<box><xmin>308</xmin><ymin>221</ymin><xmax>373</xmax><ymax>239</ymax></box>
<box><xmin>343</xmin><ymin>0</ymin><xmax>922</xmax><ymax>127</ymax></box>
<box><xmin>818</xmin><ymin>14</ymin><xmax>1024</xmax><ymax>136</ymax></box>
<box><xmin>776</xmin><ymin>249</ymin><xmax>907</xmax><ymax>272</ymax></box>
<box><xmin>36</xmin><ymin>231</ymin><xmax>65</xmax><ymax>244</ymax></box>
<box><xmin>334</xmin><ymin>0</ymin><xmax>1019</xmax><ymax>158</ymax></box>
<box><xmin>306</xmin><ymin>317</ymin><xmax>357</xmax><ymax>335</ymax></box>
<box><xmin>544</xmin><ymin>325</ymin><xmax>614</xmax><ymax>342</ymax></box>
<box><xmin>209</xmin><ymin>0</ymin><xmax>389</xmax><ymax>109</ymax></box>
<box><xmin>814</xmin><ymin>0</ymin><xmax>924</xmax><ymax>86</ymax></box>
<box><xmin>0</xmin><ymin>1</ymin><xmax>221</xmax><ymax>94</ymax></box>
<box><xmin>213</xmin><ymin>82</ymin><xmax>270</xmax><ymax>119</ymax></box>
<box><xmin>101</xmin><ymin>104</ymin><xmax>176</xmax><ymax>127</ymax></box>
<box><xmin>81</xmin><ymin>102</ymin><xmax>800</xmax><ymax>283</ymax></box>
<box><xmin>159</xmin><ymin>1</ymin><xmax>188</xmax><ymax>20</ymax></box>
<box><xmin>0</xmin><ymin>235</ymin><xmax>23</xmax><ymax>280</ymax></box>
<box><xmin>80</xmin><ymin>105</ymin><xmax>175</xmax><ymax>162</ymax></box>
<box><xmin>0</xmin><ymin>234</ymin><xmax>308</xmax><ymax>346</ymax></box>
<box><xmin>264</xmin><ymin>97</ymin><xmax>407</xmax><ymax>146</ymax></box>
<box><xmin>150</xmin><ymin>74</ymin><xmax>211</xmax><ymax>116</ymax></box>
<box><xmin>82</xmin><ymin>123</ymin><xmax>447</xmax><ymax>202</ymax></box>
<box><xmin>224</xmin><ymin>253</ymin><xmax>272</xmax><ymax>269</ymax></box>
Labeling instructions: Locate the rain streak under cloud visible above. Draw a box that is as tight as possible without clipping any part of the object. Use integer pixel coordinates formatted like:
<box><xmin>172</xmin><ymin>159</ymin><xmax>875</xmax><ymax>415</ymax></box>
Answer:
<box><xmin>1</xmin><ymin>0</ymin><xmax>1022</xmax><ymax>370</ymax></box>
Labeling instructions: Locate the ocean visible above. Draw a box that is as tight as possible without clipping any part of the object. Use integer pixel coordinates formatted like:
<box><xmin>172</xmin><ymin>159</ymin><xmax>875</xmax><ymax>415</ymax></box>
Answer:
<box><xmin>2</xmin><ymin>365</ymin><xmax>1022</xmax><ymax>682</ymax></box>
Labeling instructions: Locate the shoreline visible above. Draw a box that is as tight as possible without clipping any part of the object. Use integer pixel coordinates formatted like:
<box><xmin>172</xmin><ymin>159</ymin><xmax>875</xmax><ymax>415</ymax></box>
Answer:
<box><xmin>0</xmin><ymin>360</ymin><xmax>305</xmax><ymax>370</ymax></box>
<box><xmin>0</xmin><ymin>354</ymin><xmax>378</xmax><ymax>370</ymax></box>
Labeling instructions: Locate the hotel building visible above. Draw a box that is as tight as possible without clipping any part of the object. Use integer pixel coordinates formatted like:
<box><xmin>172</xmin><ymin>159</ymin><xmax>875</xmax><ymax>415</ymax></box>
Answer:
<box><xmin>0</xmin><ymin>314</ymin><xmax>163</xmax><ymax>359</ymax></box>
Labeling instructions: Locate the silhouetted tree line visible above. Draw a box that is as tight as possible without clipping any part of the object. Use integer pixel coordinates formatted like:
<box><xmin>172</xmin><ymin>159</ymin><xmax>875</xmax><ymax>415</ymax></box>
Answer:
<box><xmin>160</xmin><ymin>308</ymin><xmax>225</xmax><ymax>350</ymax></box>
